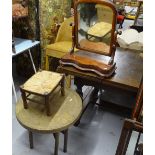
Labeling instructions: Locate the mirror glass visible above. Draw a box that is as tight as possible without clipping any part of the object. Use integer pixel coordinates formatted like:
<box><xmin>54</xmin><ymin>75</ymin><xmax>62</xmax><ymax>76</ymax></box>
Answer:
<box><xmin>77</xmin><ymin>2</ymin><xmax>114</xmax><ymax>55</ymax></box>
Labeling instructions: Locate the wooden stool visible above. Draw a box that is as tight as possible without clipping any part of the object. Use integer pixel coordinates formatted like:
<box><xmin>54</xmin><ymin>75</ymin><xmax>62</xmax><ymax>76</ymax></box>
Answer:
<box><xmin>20</xmin><ymin>70</ymin><xmax>65</xmax><ymax>116</ymax></box>
<box><xmin>16</xmin><ymin>88</ymin><xmax>82</xmax><ymax>155</ymax></box>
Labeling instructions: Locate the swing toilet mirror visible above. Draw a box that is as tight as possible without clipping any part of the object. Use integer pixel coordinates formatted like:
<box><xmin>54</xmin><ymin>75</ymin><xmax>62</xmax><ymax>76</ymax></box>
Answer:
<box><xmin>74</xmin><ymin>0</ymin><xmax>117</xmax><ymax>56</ymax></box>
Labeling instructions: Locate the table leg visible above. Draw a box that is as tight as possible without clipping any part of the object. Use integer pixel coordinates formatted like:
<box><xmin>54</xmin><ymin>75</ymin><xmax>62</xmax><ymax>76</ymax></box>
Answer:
<box><xmin>76</xmin><ymin>84</ymin><xmax>83</xmax><ymax>99</ymax></box>
<box><xmin>28</xmin><ymin>49</ymin><xmax>36</xmax><ymax>73</ymax></box>
<box><xmin>74</xmin><ymin>77</ymin><xmax>83</xmax><ymax>98</ymax></box>
<box><xmin>53</xmin><ymin>133</ymin><xmax>59</xmax><ymax>155</ymax></box>
<box><xmin>28</xmin><ymin>130</ymin><xmax>33</xmax><ymax>149</ymax></box>
<box><xmin>12</xmin><ymin>77</ymin><xmax>17</xmax><ymax>102</ymax></box>
<box><xmin>63</xmin><ymin>129</ymin><xmax>68</xmax><ymax>153</ymax></box>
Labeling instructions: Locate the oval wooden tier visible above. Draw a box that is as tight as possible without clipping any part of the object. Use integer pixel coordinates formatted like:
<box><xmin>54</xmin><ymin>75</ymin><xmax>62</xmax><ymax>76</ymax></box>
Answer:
<box><xmin>16</xmin><ymin>88</ymin><xmax>82</xmax><ymax>133</ymax></box>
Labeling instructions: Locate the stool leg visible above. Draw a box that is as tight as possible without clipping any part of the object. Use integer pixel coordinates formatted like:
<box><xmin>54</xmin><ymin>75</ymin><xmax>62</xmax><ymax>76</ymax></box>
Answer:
<box><xmin>28</xmin><ymin>131</ymin><xmax>33</xmax><ymax>149</ymax></box>
<box><xmin>63</xmin><ymin>129</ymin><xmax>68</xmax><ymax>153</ymax></box>
<box><xmin>20</xmin><ymin>88</ymin><xmax>28</xmax><ymax>109</ymax></box>
<box><xmin>61</xmin><ymin>75</ymin><xmax>65</xmax><ymax>96</ymax></box>
<box><xmin>53</xmin><ymin>133</ymin><xmax>59</xmax><ymax>155</ymax></box>
<box><xmin>45</xmin><ymin>95</ymin><xmax>50</xmax><ymax>116</ymax></box>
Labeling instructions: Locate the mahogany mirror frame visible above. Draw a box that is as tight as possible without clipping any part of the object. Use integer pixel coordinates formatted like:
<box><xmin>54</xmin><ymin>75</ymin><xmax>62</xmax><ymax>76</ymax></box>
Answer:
<box><xmin>73</xmin><ymin>0</ymin><xmax>117</xmax><ymax>56</ymax></box>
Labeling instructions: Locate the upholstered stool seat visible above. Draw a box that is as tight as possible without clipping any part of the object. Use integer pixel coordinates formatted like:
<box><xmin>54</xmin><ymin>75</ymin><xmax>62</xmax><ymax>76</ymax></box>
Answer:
<box><xmin>20</xmin><ymin>70</ymin><xmax>65</xmax><ymax>116</ymax></box>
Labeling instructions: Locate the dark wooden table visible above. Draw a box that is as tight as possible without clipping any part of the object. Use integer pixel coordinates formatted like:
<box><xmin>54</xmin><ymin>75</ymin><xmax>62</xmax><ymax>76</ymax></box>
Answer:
<box><xmin>58</xmin><ymin>48</ymin><xmax>142</xmax><ymax>91</ymax></box>
<box><xmin>57</xmin><ymin>47</ymin><xmax>143</xmax><ymax>117</ymax></box>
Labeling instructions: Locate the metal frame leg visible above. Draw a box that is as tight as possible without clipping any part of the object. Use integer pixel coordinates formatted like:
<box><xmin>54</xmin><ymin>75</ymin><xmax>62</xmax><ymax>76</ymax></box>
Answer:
<box><xmin>12</xmin><ymin>77</ymin><xmax>17</xmax><ymax>102</ymax></box>
<box><xmin>28</xmin><ymin>49</ymin><xmax>36</xmax><ymax>73</ymax></box>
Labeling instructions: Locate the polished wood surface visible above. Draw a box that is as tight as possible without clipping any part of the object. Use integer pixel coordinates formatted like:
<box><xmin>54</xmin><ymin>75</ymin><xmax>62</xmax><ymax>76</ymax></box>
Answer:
<box><xmin>58</xmin><ymin>48</ymin><xmax>143</xmax><ymax>92</ymax></box>
<box><xmin>132</xmin><ymin>79</ymin><xmax>143</xmax><ymax>121</ymax></box>
<box><xmin>60</xmin><ymin>51</ymin><xmax>116</xmax><ymax>77</ymax></box>
<box><xmin>60</xmin><ymin>0</ymin><xmax>118</xmax><ymax>78</ymax></box>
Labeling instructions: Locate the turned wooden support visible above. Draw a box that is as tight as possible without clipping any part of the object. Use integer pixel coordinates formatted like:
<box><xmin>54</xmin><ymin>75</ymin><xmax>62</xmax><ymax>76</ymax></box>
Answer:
<box><xmin>70</xmin><ymin>22</ymin><xmax>75</xmax><ymax>54</ymax></box>
<box><xmin>28</xmin><ymin>130</ymin><xmax>33</xmax><ymax>149</ymax></box>
<box><xmin>44</xmin><ymin>92</ymin><xmax>50</xmax><ymax>116</ymax></box>
<box><xmin>62</xmin><ymin>129</ymin><xmax>68</xmax><ymax>153</ymax></box>
<box><xmin>20</xmin><ymin>86</ymin><xmax>28</xmax><ymax>109</ymax></box>
<box><xmin>61</xmin><ymin>74</ymin><xmax>65</xmax><ymax>96</ymax></box>
<box><xmin>53</xmin><ymin>133</ymin><xmax>59</xmax><ymax>155</ymax></box>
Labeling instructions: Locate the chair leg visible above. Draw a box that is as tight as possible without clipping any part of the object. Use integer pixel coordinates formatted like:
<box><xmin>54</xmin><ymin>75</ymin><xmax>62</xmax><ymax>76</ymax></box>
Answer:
<box><xmin>53</xmin><ymin>133</ymin><xmax>59</xmax><ymax>155</ymax></box>
<box><xmin>63</xmin><ymin>129</ymin><xmax>68</xmax><ymax>153</ymax></box>
<box><xmin>45</xmin><ymin>55</ymin><xmax>49</xmax><ymax>70</ymax></box>
<box><xmin>28</xmin><ymin>130</ymin><xmax>33</xmax><ymax>149</ymax></box>
<box><xmin>64</xmin><ymin>75</ymin><xmax>71</xmax><ymax>88</ymax></box>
